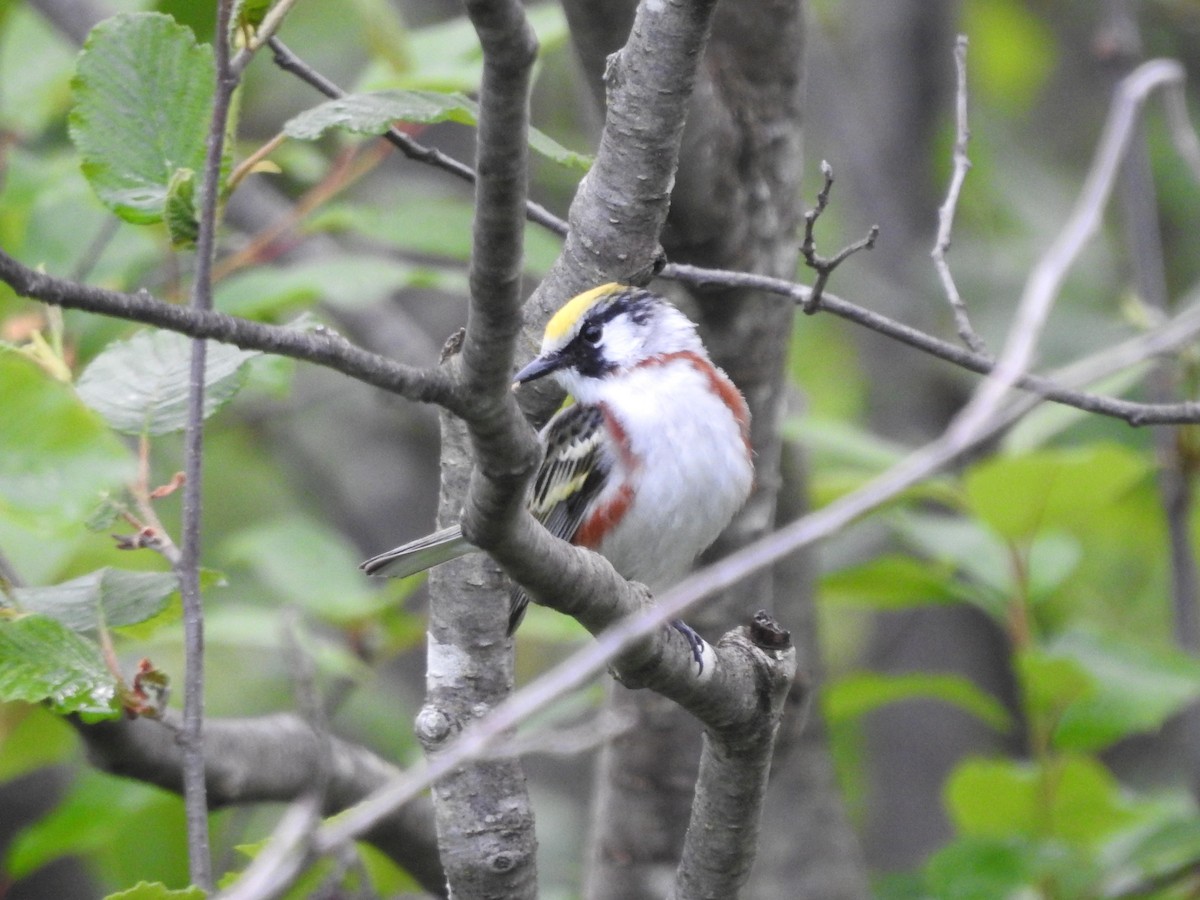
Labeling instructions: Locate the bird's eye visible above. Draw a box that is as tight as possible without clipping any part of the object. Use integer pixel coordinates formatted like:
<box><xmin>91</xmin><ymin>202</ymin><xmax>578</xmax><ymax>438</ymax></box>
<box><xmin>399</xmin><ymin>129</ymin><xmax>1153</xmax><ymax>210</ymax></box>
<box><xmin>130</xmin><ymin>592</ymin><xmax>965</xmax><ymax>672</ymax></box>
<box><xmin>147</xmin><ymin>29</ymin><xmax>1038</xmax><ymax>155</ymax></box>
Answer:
<box><xmin>581</xmin><ymin>321</ymin><xmax>603</xmax><ymax>344</ymax></box>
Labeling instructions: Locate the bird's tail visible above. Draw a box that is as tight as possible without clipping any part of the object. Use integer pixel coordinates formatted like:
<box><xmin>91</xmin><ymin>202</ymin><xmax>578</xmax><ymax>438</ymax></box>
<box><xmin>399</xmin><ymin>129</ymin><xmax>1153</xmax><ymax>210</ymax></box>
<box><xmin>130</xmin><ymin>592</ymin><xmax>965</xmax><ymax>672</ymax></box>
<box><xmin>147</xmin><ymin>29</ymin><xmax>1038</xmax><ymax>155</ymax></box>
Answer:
<box><xmin>360</xmin><ymin>525</ymin><xmax>474</xmax><ymax>578</ymax></box>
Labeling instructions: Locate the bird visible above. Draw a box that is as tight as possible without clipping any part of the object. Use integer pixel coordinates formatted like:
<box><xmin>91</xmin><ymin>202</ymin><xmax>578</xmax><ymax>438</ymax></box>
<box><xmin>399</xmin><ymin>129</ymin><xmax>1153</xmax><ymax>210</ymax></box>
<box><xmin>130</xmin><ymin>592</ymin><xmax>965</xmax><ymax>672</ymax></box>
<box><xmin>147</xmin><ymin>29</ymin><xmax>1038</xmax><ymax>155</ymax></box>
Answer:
<box><xmin>361</xmin><ymin>283</ymin><xmax>754</xmax><ymax>666</ymax></box>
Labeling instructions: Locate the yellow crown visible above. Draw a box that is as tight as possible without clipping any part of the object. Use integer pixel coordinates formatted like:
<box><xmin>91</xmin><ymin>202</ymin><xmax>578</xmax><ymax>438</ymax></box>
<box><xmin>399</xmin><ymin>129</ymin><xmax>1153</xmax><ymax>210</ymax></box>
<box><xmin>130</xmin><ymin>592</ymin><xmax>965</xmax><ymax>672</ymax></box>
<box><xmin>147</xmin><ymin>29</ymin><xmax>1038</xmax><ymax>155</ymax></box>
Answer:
<box><xmin>543</xmin><ymin>283</ymin><xmax>626</xmax><ymax>343</ymax></box>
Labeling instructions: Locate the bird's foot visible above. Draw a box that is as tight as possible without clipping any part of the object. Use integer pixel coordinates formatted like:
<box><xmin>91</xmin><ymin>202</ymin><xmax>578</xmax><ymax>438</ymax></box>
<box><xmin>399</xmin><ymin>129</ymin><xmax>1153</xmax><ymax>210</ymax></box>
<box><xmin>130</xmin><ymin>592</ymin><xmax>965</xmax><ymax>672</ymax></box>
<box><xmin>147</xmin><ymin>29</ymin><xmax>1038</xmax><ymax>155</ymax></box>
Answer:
<box><xmin>671</xmin><ymin>619</ymin><xmax>706</xmax><ymax>675</ymax></box>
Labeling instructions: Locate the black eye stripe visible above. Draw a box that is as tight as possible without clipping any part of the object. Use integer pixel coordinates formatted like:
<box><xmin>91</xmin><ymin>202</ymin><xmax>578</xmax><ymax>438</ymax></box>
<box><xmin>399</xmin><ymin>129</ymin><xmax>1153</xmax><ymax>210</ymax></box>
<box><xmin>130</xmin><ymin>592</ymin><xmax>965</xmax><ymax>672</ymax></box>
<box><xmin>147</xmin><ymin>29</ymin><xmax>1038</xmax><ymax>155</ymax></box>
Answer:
<box><xmin>578</xmin><ymin>288</ymin><xmax>654</xmax><ymax>336</ymax></box>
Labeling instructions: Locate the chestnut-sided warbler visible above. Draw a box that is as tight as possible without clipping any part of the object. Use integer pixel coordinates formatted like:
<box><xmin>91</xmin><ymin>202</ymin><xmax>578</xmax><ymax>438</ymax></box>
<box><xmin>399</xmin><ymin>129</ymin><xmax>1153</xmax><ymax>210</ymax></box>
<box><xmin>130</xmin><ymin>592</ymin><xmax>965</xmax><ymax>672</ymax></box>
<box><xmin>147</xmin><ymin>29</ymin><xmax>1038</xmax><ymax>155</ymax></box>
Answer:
<box><xmin>361</xmin><ymin>283</ymin><xmax>754</xmax><ymax>660</ymax></box>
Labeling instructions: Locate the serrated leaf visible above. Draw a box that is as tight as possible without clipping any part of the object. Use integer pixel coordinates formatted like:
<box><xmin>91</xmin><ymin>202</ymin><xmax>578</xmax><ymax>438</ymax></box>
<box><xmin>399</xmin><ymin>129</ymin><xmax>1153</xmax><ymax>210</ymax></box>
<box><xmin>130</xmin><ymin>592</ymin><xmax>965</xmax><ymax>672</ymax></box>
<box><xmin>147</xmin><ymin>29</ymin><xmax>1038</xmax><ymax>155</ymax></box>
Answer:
<box><xmin>76</xmin><ymin>330</ymin><xmax>259</xmax><ymax>435</ymax></box>
<box><xmin>0</xmin><ymin>352</ymin><xmax>134</xmax><ymax>528</ymax></box>
<box><xmin>283</xmin><ymin>89</ymin><xmax>591</xmax><ymax>170</ymax></box>
<box><xmin>0</xmin><ymin>614</ymin><xmax>119</xmax><ymax>716</ymax></box>
<box><xmin>824</xmin><ymin>672</ymin><xmax>1012</xmax><ymax>732</ymax></box>
<box><xmin>105</xmin><ymin>881</ymin><xmax>206</xmax><ymax>900</ymax></box>
<box><xmin>69</xmin><ymin>12</ymin><xmax>215</xmax><ymax>224</ymax></box>
<box><xmin>10</xmin><ymin>568</ymin><xmax>178</xmax><ymax>633</ymax></box>
<box><xmin>163</xmin><ymin>167</ymin><xmax>199</xmax><ymax>248</ymax></box>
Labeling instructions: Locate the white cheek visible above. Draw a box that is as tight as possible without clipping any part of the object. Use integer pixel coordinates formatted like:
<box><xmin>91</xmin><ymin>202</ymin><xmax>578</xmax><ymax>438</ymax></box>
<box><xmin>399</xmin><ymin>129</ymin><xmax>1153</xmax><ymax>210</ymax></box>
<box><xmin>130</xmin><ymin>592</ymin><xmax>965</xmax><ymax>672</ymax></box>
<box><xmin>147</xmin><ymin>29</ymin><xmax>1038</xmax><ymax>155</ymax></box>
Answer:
<box><xmin>599</xmin><ymin>320</ymin><xmax>643</xmax><ymax>368</ymax></box>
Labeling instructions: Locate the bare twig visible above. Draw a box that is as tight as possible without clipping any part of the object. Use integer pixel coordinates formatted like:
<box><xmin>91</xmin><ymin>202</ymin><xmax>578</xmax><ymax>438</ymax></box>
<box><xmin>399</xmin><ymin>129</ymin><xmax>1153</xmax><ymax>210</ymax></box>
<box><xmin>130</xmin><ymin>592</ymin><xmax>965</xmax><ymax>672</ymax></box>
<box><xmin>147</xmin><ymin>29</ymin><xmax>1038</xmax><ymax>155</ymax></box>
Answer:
<box><xmin>9</xmin><ymin>245</ymin><xmax>1200</xmax><ymax>427</ymax></box>
<box><xmin>931</xmin><ymin>35</ymin><xmax>987</xmax><ymax>354</ymax></box>
<box><xmin>1102</xmin><ymin>9</ymin><xmax>1200</xmax><ymax>652</ymax></box>
<box><xmin>948</xmin><ymin>58</ymin><xmax>1200</xmax><ymax>449</ymax></box>
<box><xmin>175</xmin><ymin>0</ymin><xmax>240</xmax><ymax>886</ymax></box>
<box><xmin>0</xmin><ymin>252</ymin><xmax>457</xmax><ymax>407</ymax></box>
<box><xmin>231</xmin><ymin>0</ymin><xmax>301</xmax><ymax>73</ymax></box>
<box><xmin>216</xmin><ymin>612</ymin><xmax>333</xmax><ymax>900</ymax></box>
<box><xmin>799</xmin><ymin>161</ymin><xmax>878</xmax><ymax>313</ymax></box>
<box><xmin>266</xmin><ymin>37</ymin><xmax>568</xmax><ymax>238</ymax></box>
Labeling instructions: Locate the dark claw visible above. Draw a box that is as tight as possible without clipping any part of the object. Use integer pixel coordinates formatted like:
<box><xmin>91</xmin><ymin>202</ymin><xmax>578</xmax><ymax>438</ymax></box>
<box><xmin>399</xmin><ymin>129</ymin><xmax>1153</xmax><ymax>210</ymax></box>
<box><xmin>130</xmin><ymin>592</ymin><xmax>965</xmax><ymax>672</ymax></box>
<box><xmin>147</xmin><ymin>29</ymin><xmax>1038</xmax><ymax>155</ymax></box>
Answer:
<box><xmin>671</xmin><ymin>619</ymin><xmax>706</xmax><ymax>675</ymax></box>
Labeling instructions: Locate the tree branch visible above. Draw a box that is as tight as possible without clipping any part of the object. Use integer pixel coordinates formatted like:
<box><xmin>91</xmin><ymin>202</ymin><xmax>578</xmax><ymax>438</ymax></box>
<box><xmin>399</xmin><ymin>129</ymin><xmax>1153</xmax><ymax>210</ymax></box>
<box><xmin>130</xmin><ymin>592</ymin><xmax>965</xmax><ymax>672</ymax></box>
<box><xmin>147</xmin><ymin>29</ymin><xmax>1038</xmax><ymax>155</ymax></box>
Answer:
<box><xmin>949</xmin><ymin>58</ymin><xmax>1199</xmax><ymax>445</ymax></box>
<box><xmin>0</xmin><ymin>251</ymin><xmax>457</xmax><ymax>408</ymax></box>
<box><xmin>410</xmin><ymin>2</ymin><xmax>543</xmax><ymax>898</ymax></box>
<box><xmin>931</xmin><ymin>34</ymin><xmax>987</xmax><ymax>354</ymax></box>
<box><xmin>176</xmin><ymin>1</ymin><xmax>238</xmax><ymax>885</ymax></box>
<box><xmin>73</xmin><ymin>713</ymin><xmax>447</xmax><ymax>896</ymax></box>
<box><xmin>266</xmin><ymin>36</ymin><xmax>567</xmax><ymax>238</ymax></box>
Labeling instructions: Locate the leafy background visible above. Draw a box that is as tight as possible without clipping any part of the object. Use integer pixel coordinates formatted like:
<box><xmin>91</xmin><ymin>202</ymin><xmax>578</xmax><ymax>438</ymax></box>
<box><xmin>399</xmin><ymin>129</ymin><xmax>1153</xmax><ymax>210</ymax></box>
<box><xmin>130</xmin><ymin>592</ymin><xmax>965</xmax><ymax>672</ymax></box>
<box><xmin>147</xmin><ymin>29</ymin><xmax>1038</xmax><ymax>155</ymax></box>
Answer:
<box><xmin>3</xmin><ymin>0</ymin><xmax>1200</xmax><ymax>897</ymax></box>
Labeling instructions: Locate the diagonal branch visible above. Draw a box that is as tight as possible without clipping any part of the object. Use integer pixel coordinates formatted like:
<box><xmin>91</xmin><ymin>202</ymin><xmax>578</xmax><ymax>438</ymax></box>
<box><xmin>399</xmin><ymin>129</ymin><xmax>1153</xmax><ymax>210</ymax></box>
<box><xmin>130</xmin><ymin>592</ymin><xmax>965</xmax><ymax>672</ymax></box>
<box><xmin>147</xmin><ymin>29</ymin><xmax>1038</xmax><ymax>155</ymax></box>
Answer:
<box><xmin>949</xmin><ymin>58</ymin><xmax>1200</xmax><ymax>446</ymax></box>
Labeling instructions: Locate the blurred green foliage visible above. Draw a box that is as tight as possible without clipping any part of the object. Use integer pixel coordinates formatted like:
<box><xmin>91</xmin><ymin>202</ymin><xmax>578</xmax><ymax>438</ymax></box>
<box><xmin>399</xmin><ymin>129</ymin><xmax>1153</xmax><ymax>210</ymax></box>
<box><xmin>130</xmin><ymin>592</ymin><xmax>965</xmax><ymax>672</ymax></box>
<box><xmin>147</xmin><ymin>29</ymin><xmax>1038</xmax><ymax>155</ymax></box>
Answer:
<box><xmin>2</xmin><ymin>1</ymin><xmax>1200</xmax><ymax>898</ymax></box>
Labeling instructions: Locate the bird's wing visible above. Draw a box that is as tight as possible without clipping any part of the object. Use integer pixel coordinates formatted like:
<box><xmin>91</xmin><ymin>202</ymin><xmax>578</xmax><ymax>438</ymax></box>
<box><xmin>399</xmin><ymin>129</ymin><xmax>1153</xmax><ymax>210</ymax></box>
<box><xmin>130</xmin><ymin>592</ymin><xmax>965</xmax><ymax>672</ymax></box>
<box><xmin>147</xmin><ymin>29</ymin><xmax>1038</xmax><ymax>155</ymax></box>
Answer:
<box><xmin>509</xmin><ymin>403</ymin><xmax>611</xmax><ymax>634</ymax></box>
<box><xmin>528</xmin><ymin>403</ymin><xmax>611</xmax><ymax>543</ymax></box>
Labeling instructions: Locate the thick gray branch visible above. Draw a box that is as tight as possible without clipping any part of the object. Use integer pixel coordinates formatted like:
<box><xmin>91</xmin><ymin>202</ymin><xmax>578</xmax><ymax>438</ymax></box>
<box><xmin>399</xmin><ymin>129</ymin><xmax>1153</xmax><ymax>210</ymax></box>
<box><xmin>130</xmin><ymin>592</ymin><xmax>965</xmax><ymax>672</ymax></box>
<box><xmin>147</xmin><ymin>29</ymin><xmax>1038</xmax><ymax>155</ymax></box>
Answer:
<box><xmin>74</xmin><ymin>713</ymin><xmax>447</xmax><ymax>897</ymax></box>
<box><xmin>415</xmin><ymin>3</ymin><xmax>541</xmax><ymax>899</ymax></box>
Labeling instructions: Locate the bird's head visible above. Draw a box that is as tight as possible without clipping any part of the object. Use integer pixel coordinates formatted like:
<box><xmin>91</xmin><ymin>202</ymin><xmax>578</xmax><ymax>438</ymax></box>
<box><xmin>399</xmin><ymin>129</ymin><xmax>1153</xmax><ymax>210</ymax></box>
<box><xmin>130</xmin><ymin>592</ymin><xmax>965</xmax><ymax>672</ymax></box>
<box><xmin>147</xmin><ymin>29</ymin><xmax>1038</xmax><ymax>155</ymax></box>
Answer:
<box><xmin>513</xmin><ymin>284</ymin><xmax>703</xmax><ymax>401</ymax></box>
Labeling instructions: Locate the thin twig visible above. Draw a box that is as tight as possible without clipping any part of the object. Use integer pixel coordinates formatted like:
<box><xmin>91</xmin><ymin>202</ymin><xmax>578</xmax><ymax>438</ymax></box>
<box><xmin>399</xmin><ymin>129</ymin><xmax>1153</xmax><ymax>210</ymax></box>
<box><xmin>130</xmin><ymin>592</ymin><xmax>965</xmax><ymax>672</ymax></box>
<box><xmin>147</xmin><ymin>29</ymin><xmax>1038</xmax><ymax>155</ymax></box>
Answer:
<box><xmin>177</xmin><ymin>0</ymin><xmax>240</xmax><ymax>887</ymax></box>
<box><xmin>229</xmin><ymin>0</ymin><xmax>302</xmax><ymax>76</ymax></box>
<box><xmin>947</xmin><ymin>58</ymin><xmax>1199</xmax><ymax>450</ymax></box>
<box><xmin>266</xmin><ymin>36</ymin><xmax>568</xmax><ymax>238</ymax></box>
<box><xmin>225</xmin><ymin>131</ymin><xmax>287</xmax><ymax>195</ymax></box>
<box><xmin>69</xmin><ymin>217</ymin><xmax>121</xmax><ymax>283</ymax></box>
<box><xmin>932</xmin><ymin>35</ymin><xmax>987</xmax><ymax>354</ymax></box>
<box><xmin>799</xmin><ymin>161</ymin><xmax>878</xmax><ymax>313</ymax></box>
<box><xmin>1102</xmin><ymin>8</ymin><xmax>1200</xmax><ymax>653</ymax></box>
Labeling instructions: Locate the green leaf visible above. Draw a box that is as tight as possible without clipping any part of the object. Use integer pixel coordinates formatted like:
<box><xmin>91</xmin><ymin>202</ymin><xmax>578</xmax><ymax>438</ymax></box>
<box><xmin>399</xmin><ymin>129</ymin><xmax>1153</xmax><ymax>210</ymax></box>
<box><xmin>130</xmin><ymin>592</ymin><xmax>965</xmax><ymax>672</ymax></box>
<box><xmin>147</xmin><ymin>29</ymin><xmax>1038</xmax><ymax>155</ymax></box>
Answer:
<box><xmin>219</xmin><ymin>516</ymin><xmax>396</xmax><ymax>623</ymax></box>
<box><xmin>69</xmin><ymin>12</ymin><xmax>215</xmax><ymax>224</ymax></box>
<box><xmin>353</xmin><ymin>2</ymin><xmax>570</xmax><ymax>94</ymax></box>
<box><xmin>0</xmin><ymin>704</ymin><xmax>77</xmax><ymax>781</ymax></box>
<box><xmin>962</xmin><ymin>0</ymin><xmax>1056</xmax><ymax>114</ymax></box>
<box><xmin>214</xmin><ymin>255</ymin><xmax>467</xmax><ymax>319</ymax></box>
<box><xmin>10</xmin><ymin>568</ymin><xmax>178</xmax><ymax>633</ymax></box>
<box><xmin>824</xmin><ymin>672</ymin><xmax>1012</xmax><ymax>732</ymax></box>
<box><xmin>283</xmin><ymin>89</ymin><xmax>591</xmax><ymax>170</ymax></box>
<box><xmin>963</xmin><ymin>444</ymin><xmax>1149</xmax><ymax>541</ymax></box>
<box><xmin>163</xmin><ymin>167</ymin><xmax>199</xmax><ymax>248</ymax></box>
<box><xmin>923</xmin><ymin>836</ymin><xmax>1035</xmax><ymax>900</ymax></box>
<box><xmin>783</xmin><ymin>416</ymin><xmax>909</xmax><ymax>473</ymax></box>
<box><xmin>0</xmin><ymin>352</ymin><xmax>134</xmax><ymax>529</ymax></box>
<box><xmin>946</xmin><ymin>755</ymin><xmax>1136</xmax><ymax>846</ymax></box>
<box><xmin>1045</xmin><ymin>630</ymin><xmax>1200</xmax><ymax>752</ymax></box>
<box><xmin>306</xmin><ymin>199</ymin><xmax>562</xmax><ymax>274</ymax></box>
<box><xmin>1108</xmin><ymin>815</ymin><xmax>1200</xmax><ymax>896</ymax></box>
<box><xmin>0</xmin><ymin>614</ymin><xmax>119</xmax><ymax>717</ymax></box>
<box><xmin>5</xmin><ymin>770</ymin><xmax>187</xmax><ymax>882</ymax></box>
<box><xmin>1024</xmin><ymin>532</ymin><xmax>1082</xmax><ymax>603</ymax></box>
<box><xmin>892</xmin><ymin>513</ymin><xmax>1012</xmax><ymax>617</ymax></box>
<box><xmin>104</xmin><ymin>882</ymin><xmax>206</xmax><ymax>900</ymax></box>
<box><xmin>820</xmin><ymin>555</ymin><xmax>960</xmax><ymax>610</ymax></box>
<box><xmin>1014</xmin><ymin>648</ymin><xmax>1093</xmax><ymax>738</ymax></box>
<box><xmin>76</xmin><ymin>330</ymin><xmax>259</xmax><ymax>435</ymax></box>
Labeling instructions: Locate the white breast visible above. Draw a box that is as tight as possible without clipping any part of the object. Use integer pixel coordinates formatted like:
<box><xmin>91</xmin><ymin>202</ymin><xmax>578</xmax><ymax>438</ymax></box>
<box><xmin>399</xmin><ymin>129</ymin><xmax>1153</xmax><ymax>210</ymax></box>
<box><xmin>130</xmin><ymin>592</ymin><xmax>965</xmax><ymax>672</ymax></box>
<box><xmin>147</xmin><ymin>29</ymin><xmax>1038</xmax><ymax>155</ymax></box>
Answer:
<box><xmin>591</xmin><ymin>358</ymin><xmax>753</xmax><ymax>591</ymax></box>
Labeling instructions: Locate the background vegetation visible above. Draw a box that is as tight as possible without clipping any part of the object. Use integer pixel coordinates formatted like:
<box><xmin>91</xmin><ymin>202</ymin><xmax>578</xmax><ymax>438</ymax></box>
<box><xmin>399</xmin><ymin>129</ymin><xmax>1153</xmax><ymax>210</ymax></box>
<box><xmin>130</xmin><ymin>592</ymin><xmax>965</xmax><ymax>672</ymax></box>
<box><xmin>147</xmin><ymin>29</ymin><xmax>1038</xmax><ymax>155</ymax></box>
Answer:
<box><xmin>3</xmin><ymin>0</ymin><xmax>1200</xmax><ymax>898</ymax></box>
